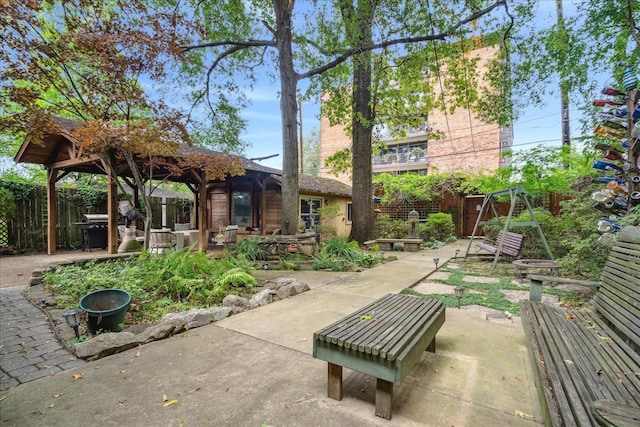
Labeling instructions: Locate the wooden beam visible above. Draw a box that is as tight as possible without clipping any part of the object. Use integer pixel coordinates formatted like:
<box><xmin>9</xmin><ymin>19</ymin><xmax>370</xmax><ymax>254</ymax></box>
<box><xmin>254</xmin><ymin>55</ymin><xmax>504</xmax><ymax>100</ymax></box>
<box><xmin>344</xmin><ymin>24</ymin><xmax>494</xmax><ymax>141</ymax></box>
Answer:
<box><xmin>46</xmin><ymin>169</ymin><xmax>58</xmax><ymax>255</ymax></box>
<box><xmin>107</xmin><ymin>170</ymin><xmax>118</xmax><ymax>254</ymax></box>
<box><xmin>260</xmin><ymin>177</ymin><xmax>267</xmax><ymax>235</ymax></box>
<box><xmin>198</xmin><ymin>170</ymin><xmax>208</xmax><ymax>252</ymax></box>
<box><xmin>45</xmin><ymin>154</ymin><xmax>102</xmax><ymax>170</ymax></box>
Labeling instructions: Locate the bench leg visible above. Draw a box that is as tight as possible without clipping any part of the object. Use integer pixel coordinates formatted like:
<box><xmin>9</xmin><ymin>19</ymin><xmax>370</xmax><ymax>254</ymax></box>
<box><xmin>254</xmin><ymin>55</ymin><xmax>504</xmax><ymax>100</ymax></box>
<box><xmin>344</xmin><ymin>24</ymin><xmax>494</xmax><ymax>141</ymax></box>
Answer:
<box><xmin>375</xmin><ymin>378</ymin><xmax>394</xmax><ymax>419</ymax></box>
<box><xmin>529</xmin><ymin>278</ymin><xmax>543</xmax><ymax>303</ymax></box>
<box><xmin>426</xmin><ymin>337</ymin><xmax>436</xmax><ymax>353</ymax></box>
<box><xmin>327</xmin><ymin>363</ymin><xmax>343</xmax><ymax>401</ymax></box>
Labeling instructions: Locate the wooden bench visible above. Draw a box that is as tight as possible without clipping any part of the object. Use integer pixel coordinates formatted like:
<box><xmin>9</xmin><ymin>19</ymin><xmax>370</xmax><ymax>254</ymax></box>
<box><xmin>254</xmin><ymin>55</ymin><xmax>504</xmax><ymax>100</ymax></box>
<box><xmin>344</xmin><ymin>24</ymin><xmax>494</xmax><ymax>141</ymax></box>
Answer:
<box><xmin>476</xmin><ymin>230</ymin><xmax>524</xmax><ymax>258</ymax></box>
<box><xmin>376</xmin><ymin>238</ymin><xmax>423</xmax><ymax>252</ymax></box>
<box><xmin>313</xmin><ymin>293</ymin><xmax>445</xmax><ymax>419</ymax></box>
<box><xmin>520</xmin><ymin>225</ymin><xmax>640</xmax><ymax>427</ymax></box>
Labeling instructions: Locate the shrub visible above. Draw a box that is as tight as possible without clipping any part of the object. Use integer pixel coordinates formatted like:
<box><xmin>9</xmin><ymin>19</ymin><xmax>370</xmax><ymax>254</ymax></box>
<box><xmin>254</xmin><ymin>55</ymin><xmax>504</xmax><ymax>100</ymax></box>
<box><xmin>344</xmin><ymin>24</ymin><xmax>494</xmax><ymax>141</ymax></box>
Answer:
<box><xmin>312</xmin><ymin>237</ymin><xmax>380</xmax><ymax>271</ymax></box>
<box><xmin>376</xmin><ymin>214</ymin><xmax>409</xmax><ymax>238</ymax></box>
<box><xmin>0</xmin><ymin>187</ymin><xmax>17</xmax><ymax>220</ymax></box>
<box><xmin>421</xmin><ymin>212</ymin><xmax>455</xmax><ymax>241</ymax></box>
<box><xmin>236</xmin><ymin>237</ymin><xmax>268</xmax><ymax>261</ymax></box>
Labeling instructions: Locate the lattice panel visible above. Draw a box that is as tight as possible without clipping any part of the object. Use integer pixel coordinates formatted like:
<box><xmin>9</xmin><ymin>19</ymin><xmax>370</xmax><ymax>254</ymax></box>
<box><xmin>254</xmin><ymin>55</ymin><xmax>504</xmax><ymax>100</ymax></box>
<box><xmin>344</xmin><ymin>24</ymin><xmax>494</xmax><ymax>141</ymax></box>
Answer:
<box><xmin>379</xmin><ymin>200</ymin><xmax>441</xmax><ymax>221</ymax></box>
<box><xmin>0</xmin><ymin>219</ymin><xmax>8</xmax><ymax>246</ymax></box>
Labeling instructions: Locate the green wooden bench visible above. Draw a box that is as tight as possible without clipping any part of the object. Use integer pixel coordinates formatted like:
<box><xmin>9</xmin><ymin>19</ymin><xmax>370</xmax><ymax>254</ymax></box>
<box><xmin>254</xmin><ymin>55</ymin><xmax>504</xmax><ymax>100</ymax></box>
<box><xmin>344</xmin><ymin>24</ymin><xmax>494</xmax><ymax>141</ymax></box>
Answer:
<box><xmin>313</xmin><ymin>293</ymin><xmax>445</xmax><ymax>419</ymax></box>
<box><xmin>476</xmin><ymin>230</ymin><xmax>524</xmax><ymax>259</ymax></box>
<box><xmin>375</xmin><ymin>238</ymin><xmax>423</xmax><ymax>252</ymax></box>
<box><xmin>520</xmin><ymin>226</ymin><xmax>640</xmax><ymax>427</ymax></box>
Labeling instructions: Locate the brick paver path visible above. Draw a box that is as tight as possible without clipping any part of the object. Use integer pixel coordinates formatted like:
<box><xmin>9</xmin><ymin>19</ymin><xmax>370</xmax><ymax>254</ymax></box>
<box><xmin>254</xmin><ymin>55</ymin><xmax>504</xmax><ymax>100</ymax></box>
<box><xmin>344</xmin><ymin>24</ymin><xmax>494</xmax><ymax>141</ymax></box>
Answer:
<box><xmin>0</xmin><ymin>286</ymin><xmax>84</xmax><ymax>390</ymax></box>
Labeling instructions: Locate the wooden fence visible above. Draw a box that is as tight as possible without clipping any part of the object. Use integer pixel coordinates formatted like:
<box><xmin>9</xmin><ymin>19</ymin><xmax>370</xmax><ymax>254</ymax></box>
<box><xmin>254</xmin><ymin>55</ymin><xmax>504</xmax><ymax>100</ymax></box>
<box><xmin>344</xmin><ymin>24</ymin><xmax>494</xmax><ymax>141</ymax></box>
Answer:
<box><xmin>1</xmin><ymin>186</ymin><xmax>191</xmax><ymax>251</ymax></box>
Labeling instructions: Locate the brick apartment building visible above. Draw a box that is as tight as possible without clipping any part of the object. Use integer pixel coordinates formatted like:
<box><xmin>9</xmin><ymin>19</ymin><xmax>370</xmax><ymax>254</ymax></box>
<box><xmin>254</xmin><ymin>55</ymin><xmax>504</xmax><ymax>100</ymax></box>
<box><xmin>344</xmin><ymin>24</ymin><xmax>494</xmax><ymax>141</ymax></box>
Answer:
<box><xmin>319</xmin><ymin>46</ymin><xmax>513</xmax><ymax>185</ymax></box>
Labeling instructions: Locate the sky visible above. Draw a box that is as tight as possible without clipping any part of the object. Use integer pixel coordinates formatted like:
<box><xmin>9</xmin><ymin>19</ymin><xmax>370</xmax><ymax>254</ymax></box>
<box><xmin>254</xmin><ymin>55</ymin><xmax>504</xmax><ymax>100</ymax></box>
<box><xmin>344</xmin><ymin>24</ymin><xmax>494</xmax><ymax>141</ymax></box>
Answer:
<box><xmin>237</xmin><ymin>0</ymin><xmax>604</xmax><ymax>171</ymax></box>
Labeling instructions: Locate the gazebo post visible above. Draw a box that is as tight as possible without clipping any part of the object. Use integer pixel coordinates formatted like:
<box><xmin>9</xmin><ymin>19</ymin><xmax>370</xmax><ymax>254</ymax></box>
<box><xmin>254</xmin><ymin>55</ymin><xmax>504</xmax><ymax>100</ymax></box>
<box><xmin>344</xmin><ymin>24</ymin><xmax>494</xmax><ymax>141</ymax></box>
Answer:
<box><xmin>46</xmin><ymin>168</ymin><xmax>58</xmax><ymax>255</ymax></box>
<box><xmin>107</xmin><ymin>174</ymin><xmax>118</xmax><ymax>254</ymax></box>
<box><xmin>198</xmin><ymin>170</ymin><xmax>208</xmax><ymax>252</ymax></box>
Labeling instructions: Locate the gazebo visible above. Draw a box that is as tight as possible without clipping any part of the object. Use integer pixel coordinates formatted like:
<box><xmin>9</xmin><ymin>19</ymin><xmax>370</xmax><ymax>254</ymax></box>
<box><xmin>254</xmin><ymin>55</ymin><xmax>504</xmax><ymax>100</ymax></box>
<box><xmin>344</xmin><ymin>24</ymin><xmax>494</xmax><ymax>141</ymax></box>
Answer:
<box><xmin>14</xmin><ymin>116</ymin><xmax>353</xmax><ymax>254</ymax></box>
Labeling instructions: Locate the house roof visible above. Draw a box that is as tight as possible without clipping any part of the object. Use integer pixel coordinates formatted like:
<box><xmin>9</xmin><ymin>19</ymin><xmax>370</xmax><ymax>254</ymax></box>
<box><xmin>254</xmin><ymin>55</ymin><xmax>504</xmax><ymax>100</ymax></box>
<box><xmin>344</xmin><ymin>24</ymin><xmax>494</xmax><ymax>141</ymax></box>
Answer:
<box><xmin>14</xmin><ymin>116</ymin><xmax>352</xmax><ymax>197</ymax></box>
<box><xmin>271</xmin><ymin>174</ymin><xmax>352</xmax><ymax>198</ymax></box>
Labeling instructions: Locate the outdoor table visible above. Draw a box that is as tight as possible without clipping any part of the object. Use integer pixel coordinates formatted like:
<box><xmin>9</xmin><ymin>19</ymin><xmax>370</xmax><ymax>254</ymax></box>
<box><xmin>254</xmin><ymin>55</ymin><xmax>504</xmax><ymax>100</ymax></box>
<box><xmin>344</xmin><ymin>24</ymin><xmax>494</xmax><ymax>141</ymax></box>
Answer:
<box><xmin>512</xmin><ymin>259</ymin><xmax>561</xmax><ymax>282</ymax></box>
<box><xmin>173</xmin><ymin>230</ymin><xmax>199</xmax><ymax>249</ymax></box>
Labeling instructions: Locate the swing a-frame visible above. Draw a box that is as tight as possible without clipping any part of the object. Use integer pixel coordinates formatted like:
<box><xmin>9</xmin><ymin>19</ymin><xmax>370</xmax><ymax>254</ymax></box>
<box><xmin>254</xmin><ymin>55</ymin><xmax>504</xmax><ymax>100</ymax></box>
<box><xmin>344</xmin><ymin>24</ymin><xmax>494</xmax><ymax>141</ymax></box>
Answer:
<box><xmin>464</xmin><ymin>186</ymin><xmax>554</xmax><ymax>271</ymax></box>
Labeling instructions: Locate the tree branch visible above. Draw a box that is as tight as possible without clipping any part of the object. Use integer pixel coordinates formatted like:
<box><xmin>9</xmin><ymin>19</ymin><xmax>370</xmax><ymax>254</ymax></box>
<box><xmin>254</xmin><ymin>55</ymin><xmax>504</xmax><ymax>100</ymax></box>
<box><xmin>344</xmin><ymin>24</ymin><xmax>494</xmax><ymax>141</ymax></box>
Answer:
<box><xmin>298</xmin><ymin>0</ymin><xmax>507</xmax><ymax>80</ymax></box>
<box><xmin>627</xmin><ymin>0</ymin><xmax>640</xmax><ymax>49</ymax></box>
<box><xmin>182</xmin><ymin>39</ymin><xmax>275</xmax><ymax>52</ymax></box>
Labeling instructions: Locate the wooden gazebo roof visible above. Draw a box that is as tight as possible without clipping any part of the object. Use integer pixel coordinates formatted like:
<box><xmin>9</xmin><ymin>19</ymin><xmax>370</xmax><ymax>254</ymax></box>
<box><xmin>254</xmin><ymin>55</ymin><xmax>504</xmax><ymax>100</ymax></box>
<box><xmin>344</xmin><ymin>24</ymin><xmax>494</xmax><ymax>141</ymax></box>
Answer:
<box><xmin>14</xmin><ymin>116</ymin><xmax>352</xmax><ymax>197</ymax></box>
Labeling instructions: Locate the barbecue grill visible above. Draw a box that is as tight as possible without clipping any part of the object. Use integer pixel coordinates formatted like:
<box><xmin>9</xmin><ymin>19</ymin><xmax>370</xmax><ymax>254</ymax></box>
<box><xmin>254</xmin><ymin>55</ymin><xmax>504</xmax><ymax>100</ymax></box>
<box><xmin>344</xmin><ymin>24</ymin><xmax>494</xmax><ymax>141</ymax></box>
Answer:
<box><xmin>76</xmin><ymin>214</ymin><xmax>109</xmax><ymax>251</ymax></box>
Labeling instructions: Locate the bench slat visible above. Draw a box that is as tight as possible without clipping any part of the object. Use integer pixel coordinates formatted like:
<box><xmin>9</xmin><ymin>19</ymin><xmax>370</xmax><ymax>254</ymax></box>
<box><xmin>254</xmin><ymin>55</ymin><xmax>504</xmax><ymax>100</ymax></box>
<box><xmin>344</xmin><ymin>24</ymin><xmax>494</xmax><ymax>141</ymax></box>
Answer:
<box><xmin>575</xmin><ymin>311</ymin><xmax>640</xmax><ymax>404</ymax></box>
<box><xmin>315</xmin><ymin>294</ymin><xmax>439</xmax><ymax>361</ymax></box>
<box><xmin>550</xmin><ymin>308</ymin><xmax>640</xmax><ymax>405</ymax></box>
<box><xmin>521</xmin><ymin>226</ymin><xmax>640</xmax><ymax>426</ymax></box>
<box><xmin>345</xmin><ymin>297</ymin><xmax>424</xmax><ymax>353</ymax></box>
<box><xmin>522</xmin><ymin>301</ymin><xmax>592</xmax><ymax>426</ymax></box>
<box><xmin>535</xmin><ymin>303</ymin><xmax>599</xmax><ymax>425</ymax></box>
<box><xmin>315</xmin><ymin>294</ymin><xmax>398</xmax><ymax>342</ymax></box>
<box><xmin>360</xmin><ymin>299</ymin><xmax>433</xmax><ymax>356</ymax></box>
<box><xmin>375</xmin><ymin>299</ymin><xmax>441</xmax><ymax>360</ymax></box>
<box><xmin>335</xmin><ymin>299</ymin><xmax>404</xmax><ymax>347</ymax></box>
<box><xmin>476</xmin><ymin>230</ymin><xmax>524</xmax><ymax>258</ymax></box>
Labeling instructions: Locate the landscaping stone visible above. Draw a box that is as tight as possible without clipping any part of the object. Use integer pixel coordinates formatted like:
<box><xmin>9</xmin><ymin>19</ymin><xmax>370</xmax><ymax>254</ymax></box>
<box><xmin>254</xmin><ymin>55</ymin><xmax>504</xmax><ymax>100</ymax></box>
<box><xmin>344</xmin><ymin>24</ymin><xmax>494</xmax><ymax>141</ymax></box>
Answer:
<box><xmin>292</xmin><ymin>281</ymin><xmax>310</xmax><ymax>294</ymax></box>
<box><xmin>276</xmin><ymin>284</ymin><xmax>297</xmax><ymax>300</ymax></box>
<box><xmin>74</xmin><ymin>332</ymin><xmax>138</xmax><ymax>360</ymax></box>
<box><xmin>164</xmin><ymin>307</ymin><xmax>225</xmax><ymax>330</ymax></box>
<box><xmin>136</xmin><ymin>322</ymin><xmax>178</xmax><ymax>344</ymax></box>
<box><xmin>461</xmin><ymin>275</ymin><xmax>501</xmax><ymax>284</ymax></box>
<box><xmin>223</xmin><ymin>295</ymin><xmax>252</xmax><ymax>314</ymax></box>
<box><xmin>250</xmin><ymin>289</ymin><xmax>275</xmax><ymax>307</ymax></box>
<box><xmin>272</xmin><ymin>278</ymin><xmax>310</xmax><ymax>300</ymax></box>
<box><xmin>276</xmin><ymin>277</ymin><xmax>297</xmax><ymax>287</ymax></box>
<box><xmin>428</xmin><ymin>271</ymin><xmax>451</xmax><ymax>281</ymax></box>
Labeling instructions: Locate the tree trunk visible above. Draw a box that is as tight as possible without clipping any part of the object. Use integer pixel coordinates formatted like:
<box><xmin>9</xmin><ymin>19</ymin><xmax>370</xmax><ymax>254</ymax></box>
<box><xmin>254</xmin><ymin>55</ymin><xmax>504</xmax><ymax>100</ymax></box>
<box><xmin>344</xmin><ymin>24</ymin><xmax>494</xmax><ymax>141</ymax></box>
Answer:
<box><xmin>344</xmin><ymin>0</ymin><xmax>376</xmax><ymax>244</ymax></box>
<box><xmin>274</xmin><ymin>0</ymin><xmax>300</xmax><ymax>236</ymax></box>
<box><xmin>350</xmin><ymin>60</ymin><xmax>374</xmax><ymax>243</ymax></box>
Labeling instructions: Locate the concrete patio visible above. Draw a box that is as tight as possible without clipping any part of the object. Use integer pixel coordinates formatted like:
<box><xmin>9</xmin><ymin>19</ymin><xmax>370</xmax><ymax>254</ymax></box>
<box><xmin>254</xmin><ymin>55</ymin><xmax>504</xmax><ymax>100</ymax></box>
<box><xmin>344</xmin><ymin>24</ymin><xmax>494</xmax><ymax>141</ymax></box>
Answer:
<box><xmin>0</xmin><ymin>242</ymin><xmax>543</xmax><ymax>426</ymax></box>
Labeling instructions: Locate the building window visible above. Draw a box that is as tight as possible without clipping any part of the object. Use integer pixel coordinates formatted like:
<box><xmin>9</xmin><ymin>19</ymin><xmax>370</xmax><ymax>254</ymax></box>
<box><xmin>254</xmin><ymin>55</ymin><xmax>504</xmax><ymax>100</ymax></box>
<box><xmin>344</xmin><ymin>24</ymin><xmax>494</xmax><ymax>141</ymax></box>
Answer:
<box><xmin>231</xmin><ymin>191</ymin><xmax>251</xmax><ymax>227</ymax></box>
<box><xmin>347</xmin><ymin>203</ymin><xmax>352</xmax><ymax>223</ymax></box>
<box><xmin>300</xmin><ymin>197</ymin><xmax>321</xmax><ymax>230</ymax></box>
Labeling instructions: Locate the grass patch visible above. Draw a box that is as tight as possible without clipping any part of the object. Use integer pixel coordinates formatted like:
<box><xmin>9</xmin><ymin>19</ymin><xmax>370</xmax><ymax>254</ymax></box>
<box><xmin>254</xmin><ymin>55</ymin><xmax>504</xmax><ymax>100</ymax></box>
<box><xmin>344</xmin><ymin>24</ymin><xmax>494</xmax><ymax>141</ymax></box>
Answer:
<box><xmin>402</xmin><ymin>259</ymin><xmax>593</xmax><ymax>316</ymax></box>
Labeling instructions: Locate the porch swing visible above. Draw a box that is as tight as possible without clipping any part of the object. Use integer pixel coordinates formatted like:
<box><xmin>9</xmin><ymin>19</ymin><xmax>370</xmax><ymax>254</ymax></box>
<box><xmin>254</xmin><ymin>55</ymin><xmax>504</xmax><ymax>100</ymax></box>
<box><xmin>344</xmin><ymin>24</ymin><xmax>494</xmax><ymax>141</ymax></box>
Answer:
<box><xmin>463</xmin><ymin>186</ymin><xmax>554</xmax><ymax>271</ymax></box>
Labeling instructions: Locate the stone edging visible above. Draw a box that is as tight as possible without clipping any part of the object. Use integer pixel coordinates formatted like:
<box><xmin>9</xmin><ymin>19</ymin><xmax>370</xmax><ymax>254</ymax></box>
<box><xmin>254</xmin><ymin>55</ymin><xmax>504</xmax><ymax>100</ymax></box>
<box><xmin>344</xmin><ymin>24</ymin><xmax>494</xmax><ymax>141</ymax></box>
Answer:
<box><xmin>29</xmin><ymin>277</ymin><xmax>310</xmax><ymax>361</ymax></box>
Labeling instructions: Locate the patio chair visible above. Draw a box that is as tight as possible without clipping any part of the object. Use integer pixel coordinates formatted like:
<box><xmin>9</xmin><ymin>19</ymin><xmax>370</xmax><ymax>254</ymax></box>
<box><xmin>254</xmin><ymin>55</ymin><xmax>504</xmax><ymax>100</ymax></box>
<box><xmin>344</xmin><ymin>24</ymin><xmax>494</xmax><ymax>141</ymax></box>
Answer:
<box><xmin>223</xmin><ymin>225</ymin><xmax>238</xmax><ymax>249</ymax></box>
<box><xmin>149</xmin><ymin>229</ymin><xmax>177</xmax><ymax>254</ymax></box>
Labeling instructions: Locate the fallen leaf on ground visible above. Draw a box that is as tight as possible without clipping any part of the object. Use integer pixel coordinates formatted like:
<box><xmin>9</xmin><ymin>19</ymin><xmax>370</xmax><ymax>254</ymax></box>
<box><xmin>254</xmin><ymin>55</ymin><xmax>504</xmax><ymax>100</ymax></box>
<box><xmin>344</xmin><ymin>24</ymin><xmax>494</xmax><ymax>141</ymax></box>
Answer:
<box><xmin>52</xmin><ymin>393</ymin><xmax>63</xmax><ymax>398</ymax></box>
<box><xmin>135</xmin><ymin>351</ymin><xmax>140</xmax><ymax>357</ymax></box>
<box><xmin>72</xmin><ymin>373</ymin><xmax>83</xmax><ymax>380</ymax></box>
<box><xmin>49</xmin><ymin>403</ymin><xmax>54</xmax><ymax>408</ymax></box>
<box><xmin>120</xmin><ymin>370</ymin><xmax>127</xmax><ymax>374</ymax></box>
<box><xmin>163</xmin><ymin>400</ymin><xmax>178</xmax><ymax>407</ymax></box>
<box><xmin>515</xmin><ymin>410</ymin><xmax>534</xmax><ymax>420</ymax></box>
<box><xmin>163</xmin><ymin>394</ymin><xmax>168</xmax><ymax>402</ymax></box>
